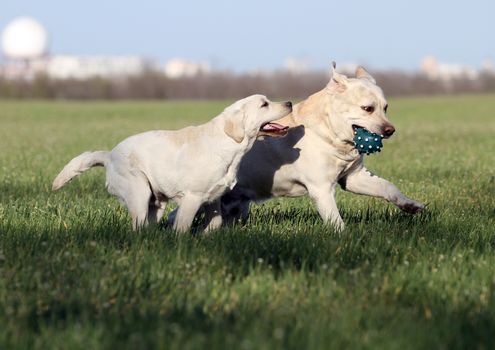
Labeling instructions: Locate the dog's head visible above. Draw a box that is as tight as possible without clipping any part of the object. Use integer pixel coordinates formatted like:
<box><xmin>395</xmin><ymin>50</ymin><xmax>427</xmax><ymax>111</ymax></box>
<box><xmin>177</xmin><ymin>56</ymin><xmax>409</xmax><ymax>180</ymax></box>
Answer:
<box><xmin>325</xmin><ymin>63</ymin><xmax>395</xmax><ymax>142</ymax></box>
<box><xmin>223</xmin><ymin>95</ymin><xmax>292</xmax><ymax>143</ymax></box>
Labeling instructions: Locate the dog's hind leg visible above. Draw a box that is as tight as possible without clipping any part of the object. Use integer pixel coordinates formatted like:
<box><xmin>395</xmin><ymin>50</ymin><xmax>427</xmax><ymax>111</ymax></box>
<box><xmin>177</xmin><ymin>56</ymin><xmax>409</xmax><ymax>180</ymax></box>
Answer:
<box><xmin>114</xmin><ymin>178</ymin><xmax>152</xmax><ymax>231</ymax></box>
<box><xmin>203</xmin><ymin>200</ymin><xmax>222</xmax><ymax>233</ymax></box>
<box><xmin>173</xmin><ymin>195</ymin><xmax>203</xmax><ymax>233</ymax></box>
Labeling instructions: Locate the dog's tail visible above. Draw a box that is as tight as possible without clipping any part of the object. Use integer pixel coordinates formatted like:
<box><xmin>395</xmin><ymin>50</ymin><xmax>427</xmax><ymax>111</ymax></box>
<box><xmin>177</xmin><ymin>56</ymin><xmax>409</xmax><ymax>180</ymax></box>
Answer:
<box><xmin>52</xmin><ymin>151</ymin><xmax>109</xmax><ymax>191</ymax></box>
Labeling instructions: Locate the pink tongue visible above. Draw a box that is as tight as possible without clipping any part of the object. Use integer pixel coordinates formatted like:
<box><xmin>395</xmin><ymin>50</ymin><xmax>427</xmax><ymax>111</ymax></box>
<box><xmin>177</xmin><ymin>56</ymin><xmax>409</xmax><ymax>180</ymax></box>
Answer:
<box><xmin>262</xmin><ymin>122</ymin><xmax>287</xmax><ymax>131</ymax></box>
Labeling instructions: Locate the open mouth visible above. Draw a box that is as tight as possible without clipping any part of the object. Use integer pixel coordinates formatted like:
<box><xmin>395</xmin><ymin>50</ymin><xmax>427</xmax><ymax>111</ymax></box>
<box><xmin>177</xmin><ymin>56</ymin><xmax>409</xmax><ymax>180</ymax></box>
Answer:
<box><xmin>258</xmin><ymin>122</ymin><xmax>289</xmax><ymax>137</ymax></box>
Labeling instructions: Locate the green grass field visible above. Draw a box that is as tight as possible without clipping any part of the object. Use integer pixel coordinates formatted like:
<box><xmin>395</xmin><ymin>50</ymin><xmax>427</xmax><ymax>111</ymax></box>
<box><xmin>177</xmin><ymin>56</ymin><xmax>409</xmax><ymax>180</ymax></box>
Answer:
<box><xmin>0</xmin><ymin>95</ymin><xmax>494</xmax><ymax>349</ymax></box>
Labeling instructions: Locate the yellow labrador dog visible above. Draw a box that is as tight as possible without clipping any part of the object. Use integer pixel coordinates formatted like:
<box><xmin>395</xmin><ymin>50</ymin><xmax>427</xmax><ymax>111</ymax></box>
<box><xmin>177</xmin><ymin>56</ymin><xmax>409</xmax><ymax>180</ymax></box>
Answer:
<box><xmin>52</xmin><ymin>95</ymin><xmax>292</xmax><ymax>232</ymax></box>
<box><xmin>221</xmin><ymin>65</ymin><xmax>425</xmax><ymax>231</ymax></box>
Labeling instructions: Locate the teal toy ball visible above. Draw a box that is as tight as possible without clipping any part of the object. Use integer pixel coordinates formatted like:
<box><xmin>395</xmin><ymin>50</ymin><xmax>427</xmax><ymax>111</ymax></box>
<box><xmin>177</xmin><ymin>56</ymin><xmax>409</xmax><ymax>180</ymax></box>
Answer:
<box><xmin>353</xmin><ymin>127</ymin><xmax>383</xmax><ymax>155</ymax></box>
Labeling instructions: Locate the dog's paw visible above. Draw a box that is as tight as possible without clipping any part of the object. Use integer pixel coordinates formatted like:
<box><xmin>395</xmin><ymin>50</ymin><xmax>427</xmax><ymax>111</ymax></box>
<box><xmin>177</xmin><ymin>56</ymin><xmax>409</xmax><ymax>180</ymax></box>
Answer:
<box><xmin>330</xmin><ymin>219</ymin><xmax>345</xmax><ymax>233</ymax></box>
<box><xmin>399</xmin><ymin>200</ymin><xmax>425</xmax><ymax>214</ymax></box>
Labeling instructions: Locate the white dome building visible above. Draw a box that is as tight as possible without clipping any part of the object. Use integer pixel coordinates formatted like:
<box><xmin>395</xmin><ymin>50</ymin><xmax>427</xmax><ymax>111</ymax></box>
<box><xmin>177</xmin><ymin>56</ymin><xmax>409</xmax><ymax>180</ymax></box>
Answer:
<box><xmin>1</xmin><ymin>17</ymin><xmax>48</xmax><ymax>60</ymax></box>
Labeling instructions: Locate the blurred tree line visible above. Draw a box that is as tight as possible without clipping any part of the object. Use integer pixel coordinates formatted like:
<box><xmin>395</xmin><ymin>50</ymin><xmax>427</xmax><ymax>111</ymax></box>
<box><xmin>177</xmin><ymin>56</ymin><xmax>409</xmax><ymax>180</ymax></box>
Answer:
<box><xmin>1</xmin><ymin>69</ymin><xmax>495</xmax><ymax>99</ymax></box>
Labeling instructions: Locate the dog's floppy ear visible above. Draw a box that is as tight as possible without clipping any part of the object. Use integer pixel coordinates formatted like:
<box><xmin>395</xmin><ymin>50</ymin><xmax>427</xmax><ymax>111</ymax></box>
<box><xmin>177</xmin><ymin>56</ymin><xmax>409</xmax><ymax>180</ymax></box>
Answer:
<box><xmin>327</xmin><ymin>61</ymin><xmax>348</xmax><ymax>92</ymax></box>
<box><xmin>224</xmin><ymin>108</ymin><xmax>245</xmax><ymax>143</ymax></box>
<box><xmin>355</xmin><ymin>66</ymin><xmax>376</xmax><ymax>84</ymax></box>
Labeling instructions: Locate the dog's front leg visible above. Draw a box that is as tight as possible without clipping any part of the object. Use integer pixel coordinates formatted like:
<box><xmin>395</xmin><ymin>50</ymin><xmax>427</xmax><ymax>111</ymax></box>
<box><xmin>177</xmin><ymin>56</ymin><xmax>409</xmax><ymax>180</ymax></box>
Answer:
<box><xmin>307</xmin><ymin>184</ymin><xmax>345</xmax><ymax>232</ymax></box>
<box><xmin>340</xmin><ymin>166</ymin><xmax>425</xmax><ymax>214</ymax></box>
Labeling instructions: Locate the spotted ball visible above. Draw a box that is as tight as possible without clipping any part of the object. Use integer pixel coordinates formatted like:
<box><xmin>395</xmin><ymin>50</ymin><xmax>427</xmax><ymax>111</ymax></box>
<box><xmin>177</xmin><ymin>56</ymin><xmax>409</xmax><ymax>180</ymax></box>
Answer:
<box><xmin>353</xmin><ymin>127</ymin><xmax>383</xmax><ymax>155</ymax></box>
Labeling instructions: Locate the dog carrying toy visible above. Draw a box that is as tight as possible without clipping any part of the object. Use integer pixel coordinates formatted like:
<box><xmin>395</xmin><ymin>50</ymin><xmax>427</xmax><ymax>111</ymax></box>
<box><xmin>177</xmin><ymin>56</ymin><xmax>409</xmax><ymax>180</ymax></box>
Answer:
<box><xmin>353</xmin><ymin>127</ymin><xmax>383</xmax><ymax>155</ymax></box>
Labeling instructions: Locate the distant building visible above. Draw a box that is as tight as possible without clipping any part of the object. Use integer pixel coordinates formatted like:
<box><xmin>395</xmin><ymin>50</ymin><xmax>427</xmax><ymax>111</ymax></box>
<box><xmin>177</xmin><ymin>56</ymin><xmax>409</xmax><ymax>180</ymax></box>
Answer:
<box><xmin>420</xmin><ymin>56</ymin><xmax>478</xmax><ymax>81</ymax></box>
<box><xmin>1</xmin><ymin>16</ymin><xmax>48</xmax><ymax>60</ymax></box>
<box><xmin>1</xmin><ymin>16</ymin><xmax>155</xmax><ymax>80</ymax></box>
<box><xmin>45</xmin><ymin>55</ymin><xmax>154</xmax><ymax>79</ymax></box>
<box><xmin>1</xmin><ymin>16</ymin><xmax>49</xmax><ymax>79</ymax></box>
<box><xmin>481</xmin><ymin>59</ymin><xmax>494</xmax><ymax>73</ymax></box>
<box><xmin>2</xmin><ymin>54</ymin><xmax>154</xmax><ymax>80</ymax></box>
<box><xmin>284</xmin><ymin>57</ymin><xmax>310</xmax><ymax>74</ymax></box>
<box><xmin>164</xmin><ymin>58</ymin><xmax>211</xmax><ymax>78</ymax></box>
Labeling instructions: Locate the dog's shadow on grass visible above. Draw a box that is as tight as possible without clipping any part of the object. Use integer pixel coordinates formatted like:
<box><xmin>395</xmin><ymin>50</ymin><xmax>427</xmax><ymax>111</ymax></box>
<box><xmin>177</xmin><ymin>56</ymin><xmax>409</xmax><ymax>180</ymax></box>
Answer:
<box><xmin>244</xmin><ymin>203</ymin><xmax>436</xmax><ymax>228</ymax></box>
<box><xmin>12</xmin><ymin>204</ymin><xmax>440</xmax><ymax>277</ymax></box>
<box><xmin>341</xmin><ymin>205</ymin><xmax>436</xmax><ymax>226</ymax></box>
<box><xmin>155</xmin><ymin>205</ymin><xmax>440</xmax><ymax>274</ymax></box>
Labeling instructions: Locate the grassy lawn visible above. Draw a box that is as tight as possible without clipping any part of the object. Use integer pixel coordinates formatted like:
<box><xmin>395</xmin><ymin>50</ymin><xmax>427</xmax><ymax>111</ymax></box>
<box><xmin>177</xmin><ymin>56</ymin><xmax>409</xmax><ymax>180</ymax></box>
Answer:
<box><xmin>0</xmin><ymin>95</ymin><xmax>494</xmax><ymax>349</ymax></box>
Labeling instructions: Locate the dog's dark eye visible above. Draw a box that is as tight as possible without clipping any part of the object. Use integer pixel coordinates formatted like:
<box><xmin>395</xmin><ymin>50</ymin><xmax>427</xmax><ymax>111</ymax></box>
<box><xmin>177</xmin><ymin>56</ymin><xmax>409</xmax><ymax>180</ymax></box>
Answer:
<box><xmin>361</xmin><ymin>105</ymin><xmax>375</xmax><ymax>113</ymax></box>
<box><xmin>384</xmin><ymin>104</ymin><xmax>388</xmax><ymax>113</ymax></box>
<box><xmin>261</xmin><ymin>101</ymin><xmax>269</xmax><ymax>108</ymax></box>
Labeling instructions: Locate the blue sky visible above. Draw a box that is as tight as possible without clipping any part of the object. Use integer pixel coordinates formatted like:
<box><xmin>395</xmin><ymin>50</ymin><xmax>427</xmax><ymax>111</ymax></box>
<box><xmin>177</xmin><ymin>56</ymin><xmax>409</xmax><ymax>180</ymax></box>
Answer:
<box><xmin>1</xmin><ymin>0</ymin><xmax>493</xmax><ymax>71</ymax></box>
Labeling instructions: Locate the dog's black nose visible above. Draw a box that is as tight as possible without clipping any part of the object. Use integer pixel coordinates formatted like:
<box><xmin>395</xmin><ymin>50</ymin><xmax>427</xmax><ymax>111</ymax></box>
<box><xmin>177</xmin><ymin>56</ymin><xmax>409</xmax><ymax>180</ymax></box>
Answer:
<box><xmin>285</xmin><ymin>101</ymin><xmax>292</xmax><ymax>109</ymax></box>
<box><xmin>383</xmin><ymin>125</ymin><xmax>395</xmax><ymax>137</ymax></box>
